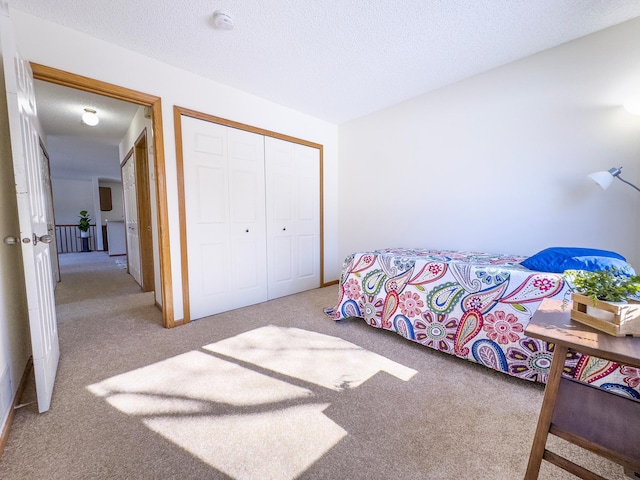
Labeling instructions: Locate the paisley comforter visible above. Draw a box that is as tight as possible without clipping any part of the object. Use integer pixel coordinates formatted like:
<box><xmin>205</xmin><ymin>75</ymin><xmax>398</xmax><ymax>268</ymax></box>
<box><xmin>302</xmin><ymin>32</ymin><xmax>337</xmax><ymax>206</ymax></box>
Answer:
<box><xmin>326</xmin><ymin>248</ymin><xmax>640</xmax><ymax>399</ymax></box>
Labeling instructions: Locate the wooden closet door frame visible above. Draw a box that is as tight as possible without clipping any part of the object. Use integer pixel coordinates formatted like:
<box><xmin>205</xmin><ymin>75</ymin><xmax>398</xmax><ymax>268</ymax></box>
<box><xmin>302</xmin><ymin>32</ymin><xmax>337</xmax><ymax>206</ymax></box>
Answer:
<box><xmin>174</xmin><ymin>105</ymin><xmax>326</xmax><ymax>324</ymax></box>
<box><xmin>32</xmin><ymin>63</ymin><xmax>175</xmax><ymax>328</ymax></box>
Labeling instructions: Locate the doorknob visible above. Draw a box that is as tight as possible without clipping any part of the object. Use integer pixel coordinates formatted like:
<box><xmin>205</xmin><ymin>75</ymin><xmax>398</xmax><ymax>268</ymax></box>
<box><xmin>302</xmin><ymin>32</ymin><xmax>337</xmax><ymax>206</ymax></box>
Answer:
<box><xmin>33</xmin><ymin>234</ymin><xmax>53</xmax><ymax>245</ymax></box>
<box><xmin>3</xmin><ymin>236</ymin><xmax>19</xmax><ymax>245</ymax></box>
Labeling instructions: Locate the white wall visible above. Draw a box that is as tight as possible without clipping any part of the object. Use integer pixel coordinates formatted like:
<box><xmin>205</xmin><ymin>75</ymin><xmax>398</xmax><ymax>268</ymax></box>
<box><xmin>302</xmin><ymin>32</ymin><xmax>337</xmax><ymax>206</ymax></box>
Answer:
<box><xmin>51</xmin><ymin>177</ymin><xmax>94</xmax><ymax>226</ymax></box>
<box><xmin>98</xmin><ymin>181</ymin><xmax>124</xmax><ymax>223</ymax></box>
<box><xmin>95</xmin><ymin>180</ymin><xmax>124</xmax><ymax>252</ymax></box>
<box><xmin>10</xmin><ymin>9</ymin><xmax>340</xmax><ymax>321</ymax></box>
<box><xmin>338</xmin><ymin>18</ymin><xmax>640</xmax><ymax>269</ymax></box>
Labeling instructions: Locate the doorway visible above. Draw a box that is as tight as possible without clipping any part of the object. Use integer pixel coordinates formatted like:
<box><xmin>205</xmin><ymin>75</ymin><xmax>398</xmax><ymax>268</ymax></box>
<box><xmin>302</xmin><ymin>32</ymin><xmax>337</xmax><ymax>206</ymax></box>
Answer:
<box><xmin>31</xmin><ymin>63</ymin><xmax>174</xmax><ymax>328</ymax></box>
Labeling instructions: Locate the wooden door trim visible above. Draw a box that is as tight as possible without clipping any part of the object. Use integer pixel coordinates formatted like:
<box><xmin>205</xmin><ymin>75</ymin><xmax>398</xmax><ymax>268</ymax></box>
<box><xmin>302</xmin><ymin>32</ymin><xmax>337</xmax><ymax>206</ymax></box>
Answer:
<box><xmin>31</xmin><ymin>63</ymin><xmax>175</xmax><ymax>328</ymax></box>
<box><xmin>174</xmin><ymin>105</ymin><xmax>326</xmax><ymax>324</ymax></box>
<box><xmin>134</xmin><ymin>129</ymin><xmax>155</xmax><ymax>292</ymax></box>
<box><xmin>173</xmin><ymin>107</ymin><xmax>190</xmax><ymax>324</ymax></box>
<box><xmin>175</xmin><ymin>106</ymin><xmax>323</xmax><ymax>149</ymax></box>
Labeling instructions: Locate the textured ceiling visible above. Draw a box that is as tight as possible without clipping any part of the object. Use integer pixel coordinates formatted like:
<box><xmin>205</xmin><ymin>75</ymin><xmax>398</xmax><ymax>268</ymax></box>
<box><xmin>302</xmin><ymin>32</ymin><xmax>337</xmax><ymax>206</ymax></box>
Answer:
<box><xmin>16</xmin><ymin>1</ymin><xmax>640</xmax><ymax>181</ymax></box>
<box><xmin>11</xmin><ymin>0</ymin><xmax>640</xmax><ymax>124</ymax></box>
<box><xmin>35</xmin><ymin>81</ymin><xmax>139</xmax><ymax>143</ymax></box>
<box><xmin>34</xmin><ymin>80</ymin><xmax>140</xmax><ymax>180</ymax></box>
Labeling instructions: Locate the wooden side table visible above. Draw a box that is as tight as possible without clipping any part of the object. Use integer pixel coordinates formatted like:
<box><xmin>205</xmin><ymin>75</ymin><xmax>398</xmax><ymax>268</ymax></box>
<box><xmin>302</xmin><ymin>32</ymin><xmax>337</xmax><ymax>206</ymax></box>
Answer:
<box><xmin>524</xmin><ymin>299</ymin><xmax>640</xmax><ymax>480</ymax></box>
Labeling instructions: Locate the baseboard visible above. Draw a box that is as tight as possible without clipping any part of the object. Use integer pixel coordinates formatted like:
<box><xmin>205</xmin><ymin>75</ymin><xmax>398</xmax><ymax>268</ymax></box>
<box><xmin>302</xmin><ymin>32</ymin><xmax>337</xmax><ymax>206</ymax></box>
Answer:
<box><xmin>322</xmin><ymin>279</ymin><xmax>339</xmax><ymax>287</ymax></box>
<box><xmin>625</xmin><ymin>467</ymin><xmax>640</xmax><ymax>478</ymax></box>
<box><xmin>171</xmin><ymin>318</ymin><xmax>187</xmax><ymax>328</ymax></box>
<box><xmin>0</xmin><ymin>356</ymin><xmax>33</xmax><ymax>460</ymax></box>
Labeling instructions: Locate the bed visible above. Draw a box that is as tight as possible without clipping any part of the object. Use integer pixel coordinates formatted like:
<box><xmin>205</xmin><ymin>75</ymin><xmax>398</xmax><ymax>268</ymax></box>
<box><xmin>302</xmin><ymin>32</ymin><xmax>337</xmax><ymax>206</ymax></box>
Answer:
<box><xmin>326</xmin><ymin>248</ymin><xmax>640</xmax><ymax>398</ymax></box>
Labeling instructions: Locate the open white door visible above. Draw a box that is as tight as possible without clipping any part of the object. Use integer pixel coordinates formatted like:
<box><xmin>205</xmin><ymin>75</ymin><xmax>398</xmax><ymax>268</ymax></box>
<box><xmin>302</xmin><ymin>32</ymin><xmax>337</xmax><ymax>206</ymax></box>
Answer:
<box><xmin>0</xmin><ymin>4</ymin><xmax>59</xmax><ymax>413</ymax></box>
<box><xmin>122</xmin><ymin>153</ymin><xmax>142</xmax><ymax>286</ymax></box>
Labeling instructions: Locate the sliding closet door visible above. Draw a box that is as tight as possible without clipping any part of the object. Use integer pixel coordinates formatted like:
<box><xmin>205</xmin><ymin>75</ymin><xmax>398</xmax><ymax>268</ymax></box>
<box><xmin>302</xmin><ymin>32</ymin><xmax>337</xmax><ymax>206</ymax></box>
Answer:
<box><xmin>182</xmin><ymin>116</ymin><xmax>267</xmax><ymax>320</ymax></box>
<box><xmin>265</xmin><ymin>136</ymin><xmax>320</xmax><ymax>299</ymax></box>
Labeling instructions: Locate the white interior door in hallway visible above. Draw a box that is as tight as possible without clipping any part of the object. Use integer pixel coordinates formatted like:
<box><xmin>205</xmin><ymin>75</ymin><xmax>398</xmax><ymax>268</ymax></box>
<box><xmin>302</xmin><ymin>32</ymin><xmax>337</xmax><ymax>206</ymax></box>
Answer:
<box><xmin>122</xmin><ymin>153</ymin><xmax>141</xmax><ymax>286</ymax></box>
<box><xmin>181</xmin><ymin>115</ymin><xmax>320</xmax><ymax>320</ymax></box>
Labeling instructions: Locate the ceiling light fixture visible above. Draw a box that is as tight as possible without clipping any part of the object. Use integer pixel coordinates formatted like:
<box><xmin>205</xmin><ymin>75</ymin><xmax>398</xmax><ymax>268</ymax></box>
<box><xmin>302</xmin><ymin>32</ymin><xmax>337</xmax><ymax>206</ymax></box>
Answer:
<box><xmin>81</xmin><ymin>108</ymin><xmax>99</xmax><ymax>127</ymax></box>
<box><xmin>213</xmin><ymin>10</ymin><xmax>234</xmax><ymax>31</ymax></box>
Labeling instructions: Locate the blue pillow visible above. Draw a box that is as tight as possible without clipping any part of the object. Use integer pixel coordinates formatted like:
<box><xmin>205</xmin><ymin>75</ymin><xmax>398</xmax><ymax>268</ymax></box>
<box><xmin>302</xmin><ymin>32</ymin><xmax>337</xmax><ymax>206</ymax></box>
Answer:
<box><xmin>520</xmin><ymin>247</ymin><xmax>635</xmax><ymax>274</ymax></box>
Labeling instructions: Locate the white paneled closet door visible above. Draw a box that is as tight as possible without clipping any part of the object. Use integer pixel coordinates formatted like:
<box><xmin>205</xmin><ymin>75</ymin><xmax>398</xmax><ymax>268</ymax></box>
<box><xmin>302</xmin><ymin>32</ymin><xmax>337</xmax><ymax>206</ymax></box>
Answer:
<box><xmin>182</xmin><ymin>116</ymin><xmax>267</xmax><ymax>320</ymax></box>
<box><xmin>265</xmin><ymin>137</ymin><xmax>320</xmax><ymax>299</ymax></box>
<box><xmin>226</xmin><ymin>126</ymin><xmax>268</xmax><ymax>309</ymax></box>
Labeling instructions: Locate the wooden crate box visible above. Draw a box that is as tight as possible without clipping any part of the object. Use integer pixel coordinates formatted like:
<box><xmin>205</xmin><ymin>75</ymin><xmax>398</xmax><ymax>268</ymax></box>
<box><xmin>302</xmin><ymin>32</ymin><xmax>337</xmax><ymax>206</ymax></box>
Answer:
<box><xmin>571</xmin><ymin>293</ymin><xmax>640</xmax><ymax>337</ymax></box>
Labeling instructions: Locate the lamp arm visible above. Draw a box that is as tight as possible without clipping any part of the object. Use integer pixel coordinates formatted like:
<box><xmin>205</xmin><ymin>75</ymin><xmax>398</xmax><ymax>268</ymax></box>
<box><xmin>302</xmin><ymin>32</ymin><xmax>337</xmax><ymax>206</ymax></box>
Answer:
<box><xmin>616</xmin><ymin>175</ymin><xmax>640</xmax><ymax>193</ymax></box>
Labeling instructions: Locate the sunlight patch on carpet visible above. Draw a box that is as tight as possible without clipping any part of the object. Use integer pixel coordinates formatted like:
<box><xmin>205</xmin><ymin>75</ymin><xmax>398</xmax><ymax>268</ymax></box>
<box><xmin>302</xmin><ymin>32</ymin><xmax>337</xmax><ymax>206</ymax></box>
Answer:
<box><xmin>87</xmin><ymin>328</ymin><xmax>415</xmax><ymax>479</ymax></box>
<box><xmin>87</xmin><ymin>350</ymin><xmax>313</xmax><ymax>411</ymax></box>
<box><xmin>145</xmin><ymin>403</ymin><xmax>346</xmax><ymax>480</ymax></box>
<box><xmin>203</xmin><ymin>325</ymin><xmax>417</xmax><ymax>390</ymax></box>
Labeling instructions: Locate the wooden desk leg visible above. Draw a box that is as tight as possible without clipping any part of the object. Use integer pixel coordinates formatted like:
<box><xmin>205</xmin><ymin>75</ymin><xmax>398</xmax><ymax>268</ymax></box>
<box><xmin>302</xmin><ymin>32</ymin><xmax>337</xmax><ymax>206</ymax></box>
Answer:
<box><xmin>524</xmin><ymin>344</ymin><xmax>569</xmax><ymax>480</ymax></box>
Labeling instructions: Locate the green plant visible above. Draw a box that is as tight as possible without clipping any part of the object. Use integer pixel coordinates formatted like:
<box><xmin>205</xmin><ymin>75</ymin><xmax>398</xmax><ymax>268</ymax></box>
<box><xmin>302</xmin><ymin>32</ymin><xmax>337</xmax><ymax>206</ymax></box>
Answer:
<box><xmin>564</xmin><ymin>267</ymin><xmax>640</xmax><ymax>304</ymax></box>
<box><xmin>78</xmin><ymin>210</ymin><xmax>91</xmax><ymax>232</ymax></box>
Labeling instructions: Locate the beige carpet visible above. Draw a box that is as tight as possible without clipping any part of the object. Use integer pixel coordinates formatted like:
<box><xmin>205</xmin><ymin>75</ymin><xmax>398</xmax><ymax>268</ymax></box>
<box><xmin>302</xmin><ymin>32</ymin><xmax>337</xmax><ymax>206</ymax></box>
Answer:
<box><xmin>0</xmin><ymin>252</ymin><xmax>629</xmax><ymax>479</ymax></box>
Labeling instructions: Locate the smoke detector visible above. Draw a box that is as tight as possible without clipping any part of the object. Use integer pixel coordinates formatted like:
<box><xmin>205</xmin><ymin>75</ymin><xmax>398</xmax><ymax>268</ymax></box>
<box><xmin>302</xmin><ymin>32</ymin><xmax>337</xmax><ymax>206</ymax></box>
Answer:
<box><xmin>213</xmin><ymin>11</ymin><xmax>234</xmax><ymax>31</ymax></box>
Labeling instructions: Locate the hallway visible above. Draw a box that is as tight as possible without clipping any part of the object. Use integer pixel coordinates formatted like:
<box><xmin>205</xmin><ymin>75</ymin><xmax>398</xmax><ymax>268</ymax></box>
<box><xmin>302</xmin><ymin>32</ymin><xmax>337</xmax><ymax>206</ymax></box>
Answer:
<box><xmin>55</xmin><ymin>252</ymin><xmax>153</xmax><ymax>305</ymax></box>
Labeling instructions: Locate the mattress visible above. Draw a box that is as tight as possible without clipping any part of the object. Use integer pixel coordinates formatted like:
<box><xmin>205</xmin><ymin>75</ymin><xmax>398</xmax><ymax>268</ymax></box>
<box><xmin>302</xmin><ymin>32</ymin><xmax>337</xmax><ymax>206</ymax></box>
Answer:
<box><xmin>326</xmin><ymin>248</ymin><xmax>640</xmax><ymax>399</ymax></box>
